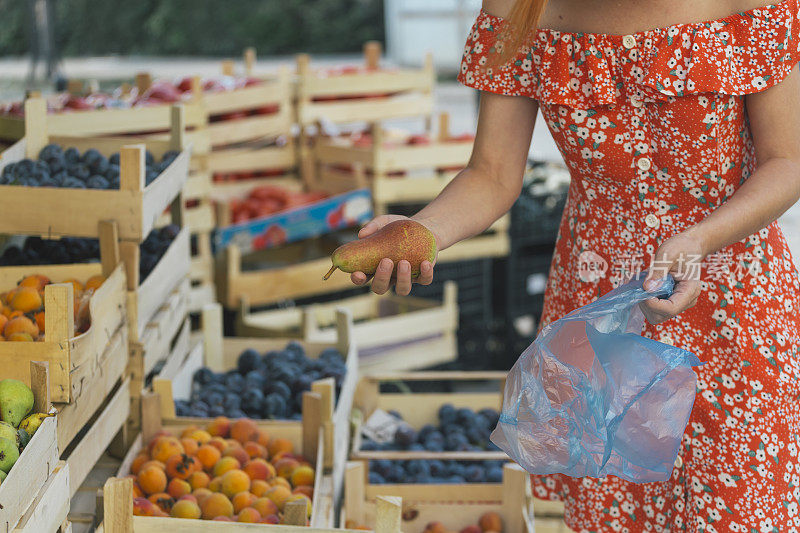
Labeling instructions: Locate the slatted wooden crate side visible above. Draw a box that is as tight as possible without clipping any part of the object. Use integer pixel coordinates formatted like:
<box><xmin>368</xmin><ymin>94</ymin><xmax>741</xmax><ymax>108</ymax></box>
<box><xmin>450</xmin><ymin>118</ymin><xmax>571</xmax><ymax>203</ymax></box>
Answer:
<box><xmin>217</xmin><ymin>245</ymin><xmax>352</xmax><ymax>309</ymax></box>
<box><xmin>0</xmin><ymin>362</ymin><xmax>59</xmax><ymax>532</ymax></box>
<box><xmin>103</xmin><ymin>389</ymin><xmax>337</xmax><ymax>530</ymax></box>
<box><xmin>14</xmin><ymin>461</ymin><xmax>71</xmax><ymax>533</ymax></box>
<box><xmin>344</xmin><ymin>462</ymin><xmax>540</xmax><ymax>533</ymax></box>
<box><xmin>0</xmin><ymin>100</ymin><xmax>190</xmax><ymax>242</ymax></box>
<box><xmin>0</xmin><ymin>258</ymin><xmax>126</xmax><ymax>403</ymax></box>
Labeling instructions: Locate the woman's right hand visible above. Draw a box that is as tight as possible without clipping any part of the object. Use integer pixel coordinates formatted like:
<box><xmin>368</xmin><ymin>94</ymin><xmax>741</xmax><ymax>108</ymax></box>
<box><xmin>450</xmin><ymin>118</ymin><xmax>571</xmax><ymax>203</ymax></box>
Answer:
<box><xmin>350</xmin><ymin>214</ymin><xmax>437</xmax><ymax>296</ymax></box>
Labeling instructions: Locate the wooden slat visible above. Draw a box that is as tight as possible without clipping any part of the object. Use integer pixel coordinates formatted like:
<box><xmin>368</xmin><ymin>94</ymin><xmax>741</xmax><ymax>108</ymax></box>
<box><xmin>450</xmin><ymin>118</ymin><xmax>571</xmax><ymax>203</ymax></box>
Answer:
<box><xmin>66</xmin><ymin>379</ymin><xmax>131</xmax><ymax>497</ymax></box>
<box><xmin>298</xmin><ymin>94</ymin><xmax>434</xmax><ymax>126</ymax></box>
<box><xmin>207</xmin><ymin>143</ymin><xmax>296</xmax><ymax>175</ymax></box>
<box><xmin>207</xmin><ymin>112</ymin><xmax>292</xmax><ymax>147</ymax></box>
<box><xmin>299</xmin><ymin>69</ymin><xmax>433</xmax><ymax>99</ymax></box>
<box><xmin>14</xmin><ymin>462</ymin><xmax>70</xmax><ymax>533</ymax></box>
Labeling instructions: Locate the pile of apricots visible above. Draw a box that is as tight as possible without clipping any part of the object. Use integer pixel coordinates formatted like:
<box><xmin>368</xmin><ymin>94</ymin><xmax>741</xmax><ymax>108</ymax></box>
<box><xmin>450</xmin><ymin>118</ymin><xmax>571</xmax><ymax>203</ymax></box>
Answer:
<box><xmin>129</xmin><ymin>417</ymin><xmax>314</xmax><ymax>524</ymax></box>
<box><xmin>0</xmin><ymin>274</ymin><xmax>104</xmax><ymax>342</ymax></box>
<box><xmin>345</xmin><ymin>512</ymin><xmax>503</xmax><ymax>533</ymax></box>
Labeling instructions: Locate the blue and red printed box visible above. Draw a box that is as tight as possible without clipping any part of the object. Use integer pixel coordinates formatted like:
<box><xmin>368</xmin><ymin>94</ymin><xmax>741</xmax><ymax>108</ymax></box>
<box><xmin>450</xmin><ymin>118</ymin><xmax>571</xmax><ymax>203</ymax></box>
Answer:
<box><xmin>214</xmin><ymin>188</ymin><xmax>373</xmax><ymax>254</ymax></box>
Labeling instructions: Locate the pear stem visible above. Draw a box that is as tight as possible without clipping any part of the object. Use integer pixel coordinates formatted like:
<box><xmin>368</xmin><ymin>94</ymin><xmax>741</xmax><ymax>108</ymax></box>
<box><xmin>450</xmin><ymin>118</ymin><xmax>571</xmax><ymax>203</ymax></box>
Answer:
<box><xmin>323</xmin><ymin>265</ymin><xmax>337</xmax><ymax>280</ymax></box>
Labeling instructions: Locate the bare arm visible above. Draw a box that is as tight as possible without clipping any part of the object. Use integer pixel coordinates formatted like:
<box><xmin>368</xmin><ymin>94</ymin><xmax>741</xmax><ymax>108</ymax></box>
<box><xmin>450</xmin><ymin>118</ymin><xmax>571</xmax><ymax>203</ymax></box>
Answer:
<box><xmin>353</xmin><ymin>92</ymin><xmax>538</xmax><ymax>295</ymax></box>
<box><xmin>643</xmin><ymin>66</ymin><xmax>800</xmax><ymax>323</ymax></box>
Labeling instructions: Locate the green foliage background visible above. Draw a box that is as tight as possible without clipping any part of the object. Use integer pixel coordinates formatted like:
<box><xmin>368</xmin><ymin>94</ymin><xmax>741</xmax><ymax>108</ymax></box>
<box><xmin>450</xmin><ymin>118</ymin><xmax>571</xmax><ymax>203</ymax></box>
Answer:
<box><xmin>0</xmin><ymin>0</ymin><xmax>384</xmax><ymax>57</ymax></box>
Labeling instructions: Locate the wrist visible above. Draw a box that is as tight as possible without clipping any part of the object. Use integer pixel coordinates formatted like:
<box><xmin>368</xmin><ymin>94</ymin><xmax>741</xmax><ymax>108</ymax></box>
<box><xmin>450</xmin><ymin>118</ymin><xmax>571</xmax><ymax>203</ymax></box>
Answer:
<box><xmin>683</xmin><ymin>223</ymin><xmax>713</xmax><ymax>258</ymax></box>
<box><xmin>411</xmin><ymin>215</ymin><xmax>447</xmax><ymax>252</ymax></box>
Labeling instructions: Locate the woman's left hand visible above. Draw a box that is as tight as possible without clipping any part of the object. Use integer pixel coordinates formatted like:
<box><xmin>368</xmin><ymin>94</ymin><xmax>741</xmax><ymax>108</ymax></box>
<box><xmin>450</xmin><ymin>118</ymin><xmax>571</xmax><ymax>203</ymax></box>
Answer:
<box><xmin>641</xmin><ymin>229</ymin><xmax>706</xmax><ymax>324</ymax></box>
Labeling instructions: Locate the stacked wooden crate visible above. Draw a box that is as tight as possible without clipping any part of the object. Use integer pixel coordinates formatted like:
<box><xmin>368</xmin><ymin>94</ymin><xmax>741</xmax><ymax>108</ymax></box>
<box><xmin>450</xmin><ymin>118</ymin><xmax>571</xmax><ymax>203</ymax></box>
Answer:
<box><xmin>304</xmin><ymin>42</ymin><xmax>508</xmax><ymax>263</ymax></box>
<box><xmin>0</xmin><ymin>99</ymin><xmax>170</xmax><ymax>518</ymax></box>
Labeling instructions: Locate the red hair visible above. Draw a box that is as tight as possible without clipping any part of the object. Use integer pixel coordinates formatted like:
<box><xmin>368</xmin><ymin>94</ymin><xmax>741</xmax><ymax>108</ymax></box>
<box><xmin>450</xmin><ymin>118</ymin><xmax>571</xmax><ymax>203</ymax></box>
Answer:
<box><xmin>491</xmin><ymin>0</ymin><xmax>549</xmax><ymax>67</ymax></box>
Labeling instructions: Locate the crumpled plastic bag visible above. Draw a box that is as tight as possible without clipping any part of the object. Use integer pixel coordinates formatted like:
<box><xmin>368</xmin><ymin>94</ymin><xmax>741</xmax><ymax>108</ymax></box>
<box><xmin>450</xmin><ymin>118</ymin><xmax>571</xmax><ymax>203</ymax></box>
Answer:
<box><xmin>491</xmin><ymin>275</ymin><xmax>702</xmax><ymax>483</ymax></box>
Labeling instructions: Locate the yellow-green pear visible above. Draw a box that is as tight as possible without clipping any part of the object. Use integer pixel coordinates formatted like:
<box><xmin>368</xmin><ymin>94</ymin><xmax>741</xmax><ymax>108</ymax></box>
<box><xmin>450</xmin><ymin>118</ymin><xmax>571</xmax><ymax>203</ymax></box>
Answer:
<box><xmin>0</xmin><ymin>437</ymin><xmax>19</xmax><ymax>473</ymax></box>
<box><xmin>0</xmin><ymin>379</ymin><xmax>34</xmax><ymax>428</ymax></box>
<box><xmin>323</xmin><ymin>220</ymin><xmax>436</xmax><ymax>280</ymax></box>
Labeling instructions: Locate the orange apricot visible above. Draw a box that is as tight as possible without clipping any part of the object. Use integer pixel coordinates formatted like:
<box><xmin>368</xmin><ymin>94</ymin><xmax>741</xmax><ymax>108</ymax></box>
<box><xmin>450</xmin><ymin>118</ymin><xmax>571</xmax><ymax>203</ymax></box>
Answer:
<box><xmin>137</xmin><ymin>465</ymin><xmax>167</xmax><ymax>496</ymax></box>
<box><xmin>192</xmin><ymin>488</ymin><xmax>213</xmax><ymax>504</ymax></box>
<box><xmin>132</xmin><ymin>481</ymin><xmax>145</xmax><ymax>498</ymax></box>
<box><xmin>250</xmin><ymin>479</ymin><xmax>270</xmax><ymax>497</ymax></box>
<box><xmin>230</xmin><ymin>419</ymin><xmax>259</xmax><ymax>444</ymax></box>
<box><xmin>425</xmin><ymin>522</ymin><xmax>448</xmax><ymax>533</ymax></box>
<box><xmin>269</xmin><ymin>476</ymin><xmax>291</xmax><ymax>490</ymax></box>
<box><xmin>133</xmin><ymin>497</ymin><xmax>159</xmax><ymax>517</ymax></box>
<box><xmin>146</xmin><ymin>431</ymin><xmax>173</xmax><ymax>454</ymax></box>
<box><xmin>243</xmin><ymin>441</ymin><xmax>267</xmax><ymax>459</ymax></box>
<box><xmin>231</xmin><ymin>491</ymin><xmax>256</xmax><ymax>513</ymax></box>
<box><xmin>243</xmin><ymin>458</ymin><xmax>275</xmax><ymax>481</ymax></box>
<box><xmin>290</xmin><ymin>465</ymin><xmax>314</xmax><ymax>487</ymax></box>
<box><xmin>237</xmin><ymin>507</ymin><xmax>261</xmax><ymax>523</ymax></box>
<box><xmin>252</xmin><ymin>497</ymin><xmax>278</xmax><ymax>517</ymax></box>
<box><xmin>213</xmin><ymin>516</ymin><xmax>233</xmax><ymax>522</ymax></box>
<box><xmin>165</xmin><ymin>454</ymin><xmax>199</xmax><ymax>480</ymax></box>
<box><xmin>206</xmin><ymin>416</ymin><xmax>231</xmax><ymax>438</ymax></box>
<box><xmin>186</xmin><ymin>429</ymin><xmax>212</xmax><ymax>444</ymax></box>
<box><xmin>180</xmin><ymin>425</ymin><xmax>200</xmax><ymax>439</ymax></box>
<box><xmin>10</xmin><ymin>287</ymin><xmax>42</xmax><ymax>313</ymax></box>
<box><xmin>212</xmin><ymin>456</ymin><xmax>240</xmax><ymax>477</ymax></box>
<box><xmin>264</xmin><ymin>485</ymin><xmax>292</xmax><ymax>511</ymax></box>
<box><xmin>274</xmin><ymin>457</ymin><xmax>300</xmax><ymax>479</ymax></box>
<box><xmin>4</xmin><ymin>316</ymin><xmax>38</xmax><ymax>339</ymax></box>
<box><xmin>84</xmin><ymin>275</ymin><xmax>105</xmax><ymax>292</ymax></box>
<box><xmin>223</xmin><ymin>445</ymin><xmax>249</xmax><ymax>466</ymax></box>
<box><xmin>196</xmin><ymin>444</ymin><xmax>222</xmax><ymax>470</ymax></box>
<box><xmin>62</xmin><ymin>278</ymin><xmax>83</xmax><ymax>294</ymax></box>
<box><xmin>147</xmin><ymin>492</ymin><xmax>175</xmax><ymax>513</ymax></box>
<box><xmin>0</xmin><ymin>315</ymin><xmax>7</xmax><ymax>333</ymax></box>
<box><xmin>208</xmin><ymin>476</ymin><xmax>222</xmax><ymax>493</ymax></box>
<box><xmin>208</xmin><ymin>436</ymin><xmax>227</xmax><ymax>452</ymax></box>
<box><xmin>221</xmin><ymin>469</ymin><xmax>251</xmax><ymax>498</ymax></box>
<box><xmin>267</xmin><ymin>437</ymin><xmax>293</xmax><ymax>458</ymax></box>
<box><xmin>167</xmin><ymin>478</ymin><xmax>192</xmax><ymax>499</ymax></box>
<box><xmin>151</xmin><ymin>437</ymin><xmax>184</xmax><ymax>463</ymax></box>
<box><xmin>200</xmin><ymin>492</ymin><xmax>234</xmax><ymax>520</ymax></box>
<box><xmin>33</xmin><ymin>310</ymin><xmax>45</xmax><ymax>332</ymax></box>
<box><xmin>180</xmin><ymin>437</ymin><xmax>199</xmax><ymax>456</ymax></box>
<box><xmin>260</xmin><ymin>514</ymin><xmax>280</xmax><ymax>524</ymax></box>
<box><xmin>256</xmin><ymin>429</ymin><xmax>270</xmax><ymax>448</ymax></box>
<box><xmin>461</xmin><ymin>526</ymin><xmax>482</xmax><ymax>533</ymax></box>
<box><xmin>293</xmin><ymin>485</ymin><xmax>314</xmax><ymax>499</ymax></box>
<box><xmin>188</xmin><ymin>470</ymin><xmax>210</xmax><ymax>490</ymax></box>
<box><xmin>170</xmin><ymin>499</ymin><xmax>201</xmax><ymax>519</ymax></box>
<box><xmin>478</xmin><ymin>512</ymin><xmax>503</xmax><ymax>532</ymax></box>
<box><xmin>7</xmin><ymin>332</ymin><xmax>34</xmax><ymax>342</ymax></box>
<box><xmin>140</xmin><ymin>460</ymin><xmax>166</xmax><ymax>472</ymax></box>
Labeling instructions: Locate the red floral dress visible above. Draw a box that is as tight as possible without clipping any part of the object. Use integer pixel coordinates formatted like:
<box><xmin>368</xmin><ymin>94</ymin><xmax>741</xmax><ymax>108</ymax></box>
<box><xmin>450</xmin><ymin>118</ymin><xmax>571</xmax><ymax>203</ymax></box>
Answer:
<box><xmin>460</xmin><ymin>2</ymin><xmax>800</xmax><ymax>532</ymax></box>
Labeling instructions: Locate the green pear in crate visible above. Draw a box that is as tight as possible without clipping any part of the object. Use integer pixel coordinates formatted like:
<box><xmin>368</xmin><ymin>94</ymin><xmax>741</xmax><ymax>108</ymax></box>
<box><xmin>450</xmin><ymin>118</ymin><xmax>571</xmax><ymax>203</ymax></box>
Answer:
<box><xmin>323</xmin><ymin>220</ymin><xmax>437</xmax><ymax>280</ymax></box>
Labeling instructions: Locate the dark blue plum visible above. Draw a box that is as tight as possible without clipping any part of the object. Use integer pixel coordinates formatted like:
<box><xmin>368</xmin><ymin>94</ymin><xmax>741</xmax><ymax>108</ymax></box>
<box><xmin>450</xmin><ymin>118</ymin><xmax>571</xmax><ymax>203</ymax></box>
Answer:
<box><xmin>428</xmin><ymin>460</ymin><xmax>446</xmax><ymax>477</ymax></box>
<box><xmin>438</xmin><ymin>404</ymin><xmax>456</xmax><ymax>426</ymax></box>
<box><xmin>261</xmin><ymin>393</ymin><xmax>287</xmax><ymax>419</ymax></box>
<box><xmin>86</xmin><ymin>175</ymin><xmax>110</xmax><ymax>189</ymax></box>
<box><xmin>237</xmin><ymin>348</ymin><xmax>261</xmax><ymax>374</ymax></box>
<box><xmin>368</xmin><ymin>472</ymin><xmax>386</xmax><ymax>484</ymax></box>
<box><xmin>62</xmin><ymin>176</ymin><xmax>86</xmax><ymax>189</ymax></box>
<box><xmin>109</xmin><ymin>152</ymin><xmax>120</xmax><ymax>165</ymax></box>
<box><xmin>206</xmin><ymin>391</ymin><xmax>224</xmax><ymax>407</ymax></box>
<box><xmin>361</xmin><ymin>440</ymin><xmax>379</xmax><ymax>451</ymax></box>
<box><xmin>241</xmin><ymin>388</ymin><xmax>264</xmax><ymax>414</ymax></box>
<box><xmin>486</xmin><ymin>466</ymin><xmax>503</xmax><ymax>483</ymax></box>
<box><xmin>394</xmin><ymin>425</ymin><xmax>417</xmax><ymax>448</ymax></box>
<box><xmin>464</xmin><ymin>464</ymin><xmax>485</xmax><ymax>483</ymax></box>
<box><xmin>372</xmin><ymin>459</ymin><xmax>392</xmax><ymax>477</ymax></box>
<box><xmin>224</xmin><ymin>372</ymin><xmax>245</xmax><ymax>391</ymax></box>
<box><xmin>38</xmin><ymin>144</ymin><xmax>63</xmax><ymax>161</ymax></box>
<box><xmin>318</xmin><ymin>347</ymin><xmax>344</xmax><ymax>364</ymax></box>
<box><xmin>209</xmin><ymin>405</ymin><xmax>226</xmax><ymax>417</ymax></box>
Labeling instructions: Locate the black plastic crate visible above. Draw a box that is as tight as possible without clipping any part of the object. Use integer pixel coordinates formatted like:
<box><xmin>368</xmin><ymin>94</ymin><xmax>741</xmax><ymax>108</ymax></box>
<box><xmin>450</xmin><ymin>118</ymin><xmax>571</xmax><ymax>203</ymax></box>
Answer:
<box><xmin>412</xmin><ymin>257</ymin><xmax>494</xmax><ymax>325</ymax></box>
<box><xmin>511</xmin><ymin>164</ymin><xmax>569</xmax><ymax>247</ymax></box>
<box><xmin>495</xmin><ymin>243</ymin><xmax>555</xmax><ymax>322</ymax></box>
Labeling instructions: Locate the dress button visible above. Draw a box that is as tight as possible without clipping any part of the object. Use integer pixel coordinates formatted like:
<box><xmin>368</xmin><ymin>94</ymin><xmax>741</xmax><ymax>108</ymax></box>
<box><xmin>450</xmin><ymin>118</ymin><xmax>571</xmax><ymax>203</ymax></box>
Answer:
<box><xmin>623</xmin><ymin>35</ymin><xmax>636</xmax><ymax>49</ymax></box>
<box><xmin>674</xmin><ymin>455</ymin><xmax>684</xmax><ymax>469</ymax></box>
<box><xmin>637</xmin><ymin>158</ymin><xmax>651</xmax><ymax>171</ymax></box>
<box><xmin>645</xmin><ymin>214</ymin><xmax>659</xmax><ymax>228</ymax></box>
<box><xmin>631</xmin><ymin>97</ymin><xmax>644</xmax><ymax>108</ymax></box>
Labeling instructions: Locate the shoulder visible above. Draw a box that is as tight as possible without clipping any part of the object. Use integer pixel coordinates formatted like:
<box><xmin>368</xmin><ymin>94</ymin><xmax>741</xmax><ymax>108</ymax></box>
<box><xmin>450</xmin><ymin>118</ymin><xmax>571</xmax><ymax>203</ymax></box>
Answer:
<box><xmin>481</xmin><ymin>0</ymin><xmax>515</xmax><ymax>19</ymax></box>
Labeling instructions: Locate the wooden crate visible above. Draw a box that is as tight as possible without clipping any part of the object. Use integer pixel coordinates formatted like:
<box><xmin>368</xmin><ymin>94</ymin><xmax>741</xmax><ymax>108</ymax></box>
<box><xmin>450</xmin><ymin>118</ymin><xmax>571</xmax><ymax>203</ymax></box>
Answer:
<box><xmin>0</xmin><ymin>260</ymin><xmax>127</xmax><ymax>405</ymax></box>
<box><xmin>236</xmin><ymin>282</ymin><xmax>458</xmax><ymax>373</ymax></box>
<box><xmin>351</xmin><ymin>371</ymin><xmax>508</xmax><ymax>463</ymax></box>
<box><xmin>216</xmin><ymin>238</ymin><xmax>355</xmax><ymax>308</ymax></box>
<box><xmin>312</xmin><ymin>117</ymin><xmax>473</xmax><ymax>214</ymax></box>
<box><xmin>437</xmin><ymin>215</ymin><xmax>510</xmax><ymax>263</ymax></box>
<box><xmin>0</xmin><ymin>96</ymin><xmax>206</xmax><ymax>142</ymax></box>
<box><xmin>102</xmin><ymin>389</ymin><xmax>336</xmax><ymax>529</ymax></box>
<box><xmin>343</xmin><ymin>462</ymin><xmax>563</xmax><ymax>533</ymax></box>
<box><xmin>0</xmin><ymin>362</ymin><xmax>62</xmax><ymax>532</ymax></box>
<box><xmin>13</xmin><ymin>461</ymin><xmax>71</xmax><ymax>533</ymax></box>
<box><xmin>296</xmin><ymin>42</ymin><xmax>435</xmax><ymax>127</ymax></box>
<box><xmin>151</xmin><ymin>303</ymin><xmax>356</xmax><ymax>510</ymax></box>
<box><xmin>0</xmin><ymin>99</ymin><xmax>190</xmax><ymax>242</ymax></box>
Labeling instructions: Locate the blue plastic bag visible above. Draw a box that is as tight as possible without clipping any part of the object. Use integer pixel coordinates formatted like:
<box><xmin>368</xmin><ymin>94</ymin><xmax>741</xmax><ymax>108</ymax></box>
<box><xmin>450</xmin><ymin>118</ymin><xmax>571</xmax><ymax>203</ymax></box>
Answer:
<box><xmin>491</xmin><ymin>275</ymin><xmax>702</xmax><ymax>483</ymax></box>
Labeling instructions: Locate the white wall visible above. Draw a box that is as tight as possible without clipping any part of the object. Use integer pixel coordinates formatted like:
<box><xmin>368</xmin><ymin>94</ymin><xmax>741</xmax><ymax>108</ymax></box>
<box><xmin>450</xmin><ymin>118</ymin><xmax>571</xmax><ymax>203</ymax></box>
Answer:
<box><xmin>384</xmin><ymin>0</ymin><xmax>482</xmax><ymax>72</ymax></box>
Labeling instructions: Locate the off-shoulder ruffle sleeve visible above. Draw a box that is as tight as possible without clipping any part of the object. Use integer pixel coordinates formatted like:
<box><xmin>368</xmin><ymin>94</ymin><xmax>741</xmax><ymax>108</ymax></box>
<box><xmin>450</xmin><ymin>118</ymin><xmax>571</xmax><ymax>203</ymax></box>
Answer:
<box><xmin>458</xmin><ymin>0</ymin><xmax>800</xmax><ymax>107</ymax></box>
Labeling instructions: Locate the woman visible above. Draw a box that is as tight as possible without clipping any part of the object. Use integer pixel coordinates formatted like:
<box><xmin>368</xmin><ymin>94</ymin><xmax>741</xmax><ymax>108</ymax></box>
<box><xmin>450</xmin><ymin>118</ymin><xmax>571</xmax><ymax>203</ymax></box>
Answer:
<box><xmin>351</xmin><ymin>0</ymin><xmax>800</xmax><ymax>530</ymax></box>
